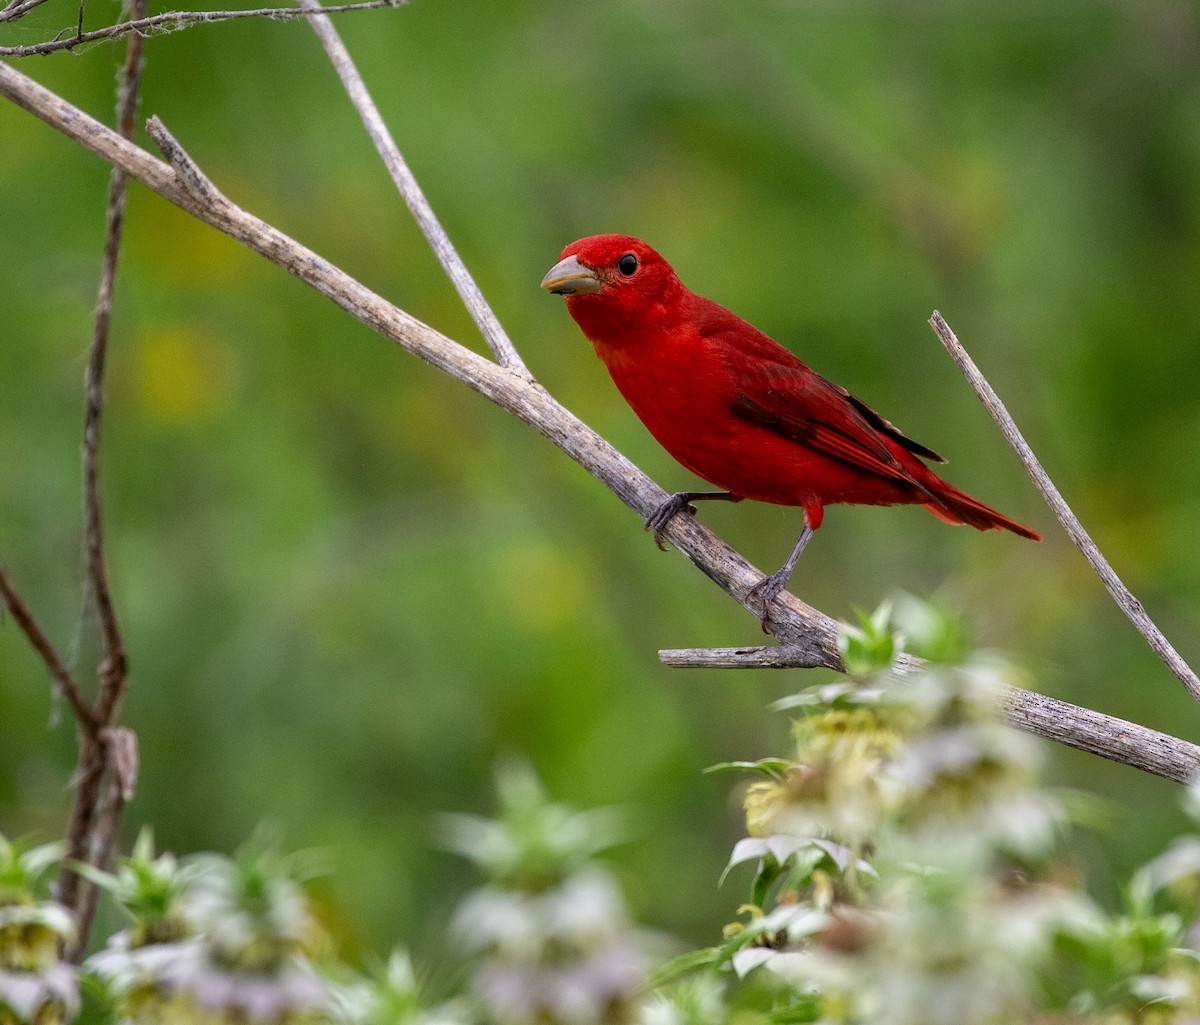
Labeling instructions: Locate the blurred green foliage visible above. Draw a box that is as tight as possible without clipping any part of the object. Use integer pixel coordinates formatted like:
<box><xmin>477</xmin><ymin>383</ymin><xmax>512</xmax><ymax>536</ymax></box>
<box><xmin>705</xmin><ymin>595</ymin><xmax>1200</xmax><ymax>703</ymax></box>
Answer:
<box><xmin>2</xmin><ymin>0</ymin><xmax>1199</xmax><ymax>961</ymax></box>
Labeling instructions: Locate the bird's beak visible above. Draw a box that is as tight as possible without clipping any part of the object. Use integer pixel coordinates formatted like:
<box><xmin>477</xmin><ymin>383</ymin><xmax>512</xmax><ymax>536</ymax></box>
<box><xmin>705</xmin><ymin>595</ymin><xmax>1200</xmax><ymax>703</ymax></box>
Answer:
<box><xmin>540</xmin><ymin>255</ymin><xmax>602</xmax><ymax>296</ymax></box>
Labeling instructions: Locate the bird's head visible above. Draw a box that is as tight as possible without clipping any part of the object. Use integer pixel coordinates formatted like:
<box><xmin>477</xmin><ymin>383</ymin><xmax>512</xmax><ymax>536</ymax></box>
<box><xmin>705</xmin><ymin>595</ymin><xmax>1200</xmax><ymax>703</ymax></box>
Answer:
<box><xmin>540</xmin><ymin>234</ymin><xmax>683</xmax><ymax>344</ymax></box>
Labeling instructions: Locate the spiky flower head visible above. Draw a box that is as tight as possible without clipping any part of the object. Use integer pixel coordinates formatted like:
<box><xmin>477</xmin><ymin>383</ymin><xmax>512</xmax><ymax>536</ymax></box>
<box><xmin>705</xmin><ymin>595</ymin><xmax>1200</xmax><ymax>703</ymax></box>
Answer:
<box><xmin>0</xmin><ymin>836</ymin><xmax>78</xmax><ymax>1025</ymax></box>
<box><xmin>445</xmin><ymin>764</ymin><xmax>644</xmax><ymax>1025</ymax></box>
<box><xmin>326</xmin><ymin>950</ymin><xmax>470</xmax><ymax>1025</ymax></box>
<box><xmin>86</xmin><ymin>834</ymin><xmax>326</xmax><ymax>1025</ymax></box>
<box><xmin>440</xmin><ymin>761</ymin><xmax>627</xmax><ymax>893</ymax></box>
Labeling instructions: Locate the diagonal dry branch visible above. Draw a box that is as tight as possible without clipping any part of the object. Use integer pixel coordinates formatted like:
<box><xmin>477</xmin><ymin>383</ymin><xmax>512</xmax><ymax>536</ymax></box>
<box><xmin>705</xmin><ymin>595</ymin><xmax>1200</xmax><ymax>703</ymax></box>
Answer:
<box><xmin>296</xmin><ymin>0</ymin><xmax>529</xmax><ymax>376</ymax></box>
<box><xmin>929</xmin><ymin>311</ymin><xmax>1200</xmax><ymax>704</ymax></box>
<box><xmin>2</xmin><ymin>58</ymin><xmax>1197</xmax><ymax>785</ymax></box>
<box><xmin>657</xmin><ymin>645</ymin><xmax>1200</xmax><ymax>783</ymax></box>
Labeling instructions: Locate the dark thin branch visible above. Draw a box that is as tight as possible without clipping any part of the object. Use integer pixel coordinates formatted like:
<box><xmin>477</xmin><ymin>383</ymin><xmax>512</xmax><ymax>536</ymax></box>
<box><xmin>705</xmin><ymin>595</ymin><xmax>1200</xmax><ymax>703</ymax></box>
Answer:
<box><xmin>0</xmin><ymin>60</ymin><xmax>1192</xmax><ymax>785</ymax></box>
<box><xmin>84</xmin><ymin>0</ymin><xmax>141</xmax><ymax>722</ymax></box>
<box><xmin>297</xmin><ymin>0</ymin><xmax>530</xmax><ymax>376</ymax></box>
<box><xmin>57</xmin><ymin>733</ymin><xmax>104</xmax><ymax>922</ymax></box>
<box><xmin>67</xmin><ymin>727</ymin><xmax>137</xmax><ymax>961</ymax></box>
<box><xmin>57</xmin><ymin>5</ymin><xmax>145</xmax><ymax>954</ymax></box>
<box><xmin>0</xmin><ymin>0</ymin><xmax>403</xmax><ymax>57</ymax></box>
<box><xmin>928</xmin><ymin>311</ymin><xmax>1200</xmax><ymax>704</ymax></box>
<box><xmin>0</xmin><ymin>564</ymin><xmax>98</xmax><ymax>729</ymax></box>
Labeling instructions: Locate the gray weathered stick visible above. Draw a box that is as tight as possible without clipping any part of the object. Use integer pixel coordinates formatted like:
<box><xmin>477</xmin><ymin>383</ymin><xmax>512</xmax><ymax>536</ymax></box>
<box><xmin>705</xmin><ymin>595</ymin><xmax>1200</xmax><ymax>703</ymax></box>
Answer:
<box><xmin>1006</xmin><ymin>688</ymin><xmax>1198</xmax><ymax>784</ymax></box>
<box><xmin>296</xmin><ymin>0</ymin><xmax>530</xmax><ymax>376</ymax></box>
<box><xmin>2</xmin><ymin>58</ymin><xmax>1195</xmax><ymax>783</ymax></box>
<box><xmin>0</xmin><ymin>0</ymin><xmax>51</xmax><ymax>25</ymax></box>
<box><xmin>0</xmin><ymin>0</ymin><xmax>402</xmax><ymax>57</ymax></box>
<box><xmin>660</xmin><ymin>644</ymin><xmax>1200</xmax><ymax>783</ymax></box>
<box><xmin>929</xmin><ymin>311</ymin><xmax>1200</xmax><ymax>704</ymax></box>
<box><xmin>659</xmin><ymin>646</ymin><xmax>825</xmax><ymax>669</ymax></box>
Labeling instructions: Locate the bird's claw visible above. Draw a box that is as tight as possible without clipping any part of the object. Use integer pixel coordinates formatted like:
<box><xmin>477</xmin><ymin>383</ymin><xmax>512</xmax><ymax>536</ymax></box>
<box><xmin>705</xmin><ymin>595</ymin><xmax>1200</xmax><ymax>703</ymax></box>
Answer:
<box><xmin>745</xmin><ymin>570</ymin><xmax>790</xmax><ymax>630</ymax></box>
<box><xmin>644</xmin><ymin>493</ymin><xmax>698</xmax><ymax>551</ymax></box>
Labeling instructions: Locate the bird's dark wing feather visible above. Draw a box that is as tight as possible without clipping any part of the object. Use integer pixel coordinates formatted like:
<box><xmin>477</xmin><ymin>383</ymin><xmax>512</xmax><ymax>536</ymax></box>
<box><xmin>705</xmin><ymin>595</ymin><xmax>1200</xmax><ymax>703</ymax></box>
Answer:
<box><xmin>840</xmin><ymin>391</ymin><xmax>945</xmax><ymax>464</ymax></box>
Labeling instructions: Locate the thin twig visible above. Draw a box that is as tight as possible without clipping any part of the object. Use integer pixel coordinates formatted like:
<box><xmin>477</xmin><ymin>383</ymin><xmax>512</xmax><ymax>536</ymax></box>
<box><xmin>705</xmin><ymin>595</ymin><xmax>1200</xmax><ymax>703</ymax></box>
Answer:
<box><xmin>1</xmin><ymin>60</ymin><xmax>1193</xmax><ymax>783</ymax></box>
<box><xmin>0</xmin><ymin>564</ymin><xmax>98</xmax><ymax>729</ymax></box>
<box><xmin>0</xmin><ymin>0</ymin><xmax>52</xmax><ymax>25</ymax></box>
<box><xmin>84</xmin><ymin>0</ymin><xmax>141</xmax><ymax>723</ymax></box>
<box><xmin>296</xmin><ymin>0</ymin><xmax>531</xmax><ymax>376</ymax></box>
<box><xmin>928</xmin><ymin>310</ymin><xmax>1200</xmax><ymax>704</ymax></box>
<box><xmin>0</xmin><ymin>0</ymin><xmax>403</xmax><ymax>57</ymax></box>
<box><xmin>56</xmin><ymin>3</ymin><xmax>145</xmax><ymax>953</ymax></box>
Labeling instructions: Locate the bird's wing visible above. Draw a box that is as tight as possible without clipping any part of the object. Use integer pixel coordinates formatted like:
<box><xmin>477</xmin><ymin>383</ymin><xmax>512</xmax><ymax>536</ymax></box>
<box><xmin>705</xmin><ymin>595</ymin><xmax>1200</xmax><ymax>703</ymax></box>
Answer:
<box><xmin>730</xmin><ymin>366</ymin><xmax>919</xmax><ymax>487</ymax></box>
<box><xmin>706</xmin><ymin>329</ymin><xmax>926</xmax><ymax>486</ymax></box>
<box><xmin>693</xmin><ymin>298</ymin><xmax>945</xmax><ymax>466</ymax></box>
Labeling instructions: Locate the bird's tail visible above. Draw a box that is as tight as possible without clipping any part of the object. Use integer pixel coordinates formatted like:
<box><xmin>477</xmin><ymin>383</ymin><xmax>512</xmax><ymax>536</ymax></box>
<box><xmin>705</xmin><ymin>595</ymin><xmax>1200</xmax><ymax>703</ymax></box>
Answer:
<box><xmin>922</xmin><ymin>478</ymin><xmax>1041</xmax><ymax>541</ymax></box>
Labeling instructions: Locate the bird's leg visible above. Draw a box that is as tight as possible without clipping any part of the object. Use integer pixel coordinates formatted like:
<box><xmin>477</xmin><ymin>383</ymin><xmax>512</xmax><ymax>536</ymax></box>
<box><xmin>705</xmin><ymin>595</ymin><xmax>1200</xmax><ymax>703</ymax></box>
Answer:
<box><xmin>645</xmin><ymin>491</ymin><xmax>742</xmax><ymax>551</ymax></box>
<box><xmin>746</xmin><ymin>523</ymin><xmax>815</xmax><ymax>620</ymax></box>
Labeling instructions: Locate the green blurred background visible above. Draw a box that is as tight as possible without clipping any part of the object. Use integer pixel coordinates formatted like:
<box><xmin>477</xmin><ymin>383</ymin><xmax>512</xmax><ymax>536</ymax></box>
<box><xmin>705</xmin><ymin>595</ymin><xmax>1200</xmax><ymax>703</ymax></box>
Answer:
<box><xmin>2</xmin><ymin>0</ymin><xmax>1199</xmax><ymax>961</ymax></box>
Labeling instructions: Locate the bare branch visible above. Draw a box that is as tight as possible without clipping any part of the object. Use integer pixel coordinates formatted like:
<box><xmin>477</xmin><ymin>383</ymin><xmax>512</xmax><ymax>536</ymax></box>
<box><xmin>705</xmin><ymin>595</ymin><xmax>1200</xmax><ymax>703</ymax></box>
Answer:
<box><xmin>56</xmin><ymin>732</ymin><xmax>104</xmax><ymax>927</ymax></box>
<box><xmin>659</xmin><ymin>645</ymin><xmax>825</xmax><ymax>669</ymax></box>
<box><xmin>68</xmin><ymin>727</ymin><xmax>137</xmax><ymax>960</ymax></box>
<box><xmin>0</xmin><ymin>0</ymin><xmax>52</xmax><ymax>26</ymax></box>
<box><xmin>56</xmin><ymin>5</ymin><xmax>145</xmax><ymax>950</ymax></box>
<box><xmin>0</xmin><ymin>0</ymin><xmax>403</xmax><ymax>57</ymax></box>
<box><xmin>296</xmin><ymin>0</ymin><xmax>530</xmax><ymax>376</ymax></box>
<box><xmin>1</xmin><ymin>59</ymin><xmax>1192</xmax><ymax>783</ymax></box>
<box><xmin>0</xmin><ymin>563</ymin><xmax>98</xmax><ymax>729</ymax></box>
<box><xmin>1006</xmin><ymin>688</ymin><xmax>1199</xmax><ymax>784</ymax></box>
<box><xmin>928</xmin><ymin>310</ymin><xmax>1200</xmax><ymax>704</ymax></box>
<box><xmin>146</xmin><ymin>115</ymin><xmax>220</xmax><ymax>203</ymax></box>
<box><xmin>661</xmin><ymin>644</ymin><xmax>1200</xmax><ymax>784</ymax></box>
<box><xmin>84</xmin><ymin>0</ymin><xmax>143</xmax><ymax>722</ymax></box>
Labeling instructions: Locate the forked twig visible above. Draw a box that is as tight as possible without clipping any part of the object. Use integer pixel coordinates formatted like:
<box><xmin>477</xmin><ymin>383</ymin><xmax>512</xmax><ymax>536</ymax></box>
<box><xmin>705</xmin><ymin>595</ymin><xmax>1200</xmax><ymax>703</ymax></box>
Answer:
<box><xmin>0</xmin><ymin>565</ymin><xmax>97</xmax><ymax>729</ymax></box>
<box><xmin>296</xmin><ymin>0</ymin><xmax>530</xmax><ymax>376</ymax></box>
<box><xmin>929</xmin><ymin>311</ymin><xmax>1200</xmax><ymax>704</ymax></box>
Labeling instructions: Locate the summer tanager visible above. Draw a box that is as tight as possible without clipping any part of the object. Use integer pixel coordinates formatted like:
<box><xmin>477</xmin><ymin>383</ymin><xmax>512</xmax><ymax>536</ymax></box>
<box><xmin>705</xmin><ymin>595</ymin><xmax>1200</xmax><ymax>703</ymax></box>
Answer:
<box><xmin>541</xmin><ymin>234</ymin><xmax>1040</xmax><ymax>615</ymax></box>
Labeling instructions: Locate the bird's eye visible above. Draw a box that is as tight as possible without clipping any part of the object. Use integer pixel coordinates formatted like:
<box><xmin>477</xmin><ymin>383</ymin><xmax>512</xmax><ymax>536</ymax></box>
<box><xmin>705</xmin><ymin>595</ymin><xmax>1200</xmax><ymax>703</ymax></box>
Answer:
<box><xmin>617</xmin><ymin>253</ymin><xmax>638</xmax><ymax>276</ymax></box>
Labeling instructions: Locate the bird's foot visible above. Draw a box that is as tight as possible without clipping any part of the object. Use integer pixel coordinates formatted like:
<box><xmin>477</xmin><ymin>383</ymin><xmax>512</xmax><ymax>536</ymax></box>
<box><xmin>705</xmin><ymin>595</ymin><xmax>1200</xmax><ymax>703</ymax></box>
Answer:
<box><xmin>746</xmin><ymin>524</ymin><xmax>813</xmax><ymax>629</ymax></box>
<box><xmin>644</xmin><ymin>493</ymin><xmax>697</xmax><ymax>551</ymax></box>
<box><xmin>745</xmin><ymin>568</ymin><xmax>792</xmax><ymax>629</ymax></box>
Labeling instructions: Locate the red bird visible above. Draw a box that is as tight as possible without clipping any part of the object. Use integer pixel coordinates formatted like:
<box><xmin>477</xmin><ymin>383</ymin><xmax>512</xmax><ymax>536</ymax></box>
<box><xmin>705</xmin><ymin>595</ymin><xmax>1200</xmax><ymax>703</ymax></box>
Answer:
<box><xmin>541</xmin><ymin>234</ymin><xmax>1040</xmax><ymax>616</ymax></box>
